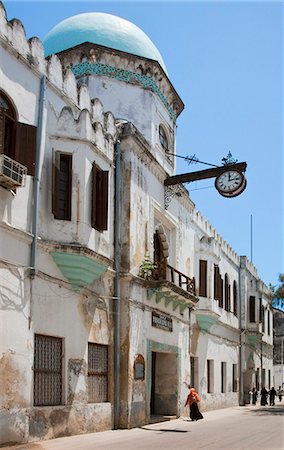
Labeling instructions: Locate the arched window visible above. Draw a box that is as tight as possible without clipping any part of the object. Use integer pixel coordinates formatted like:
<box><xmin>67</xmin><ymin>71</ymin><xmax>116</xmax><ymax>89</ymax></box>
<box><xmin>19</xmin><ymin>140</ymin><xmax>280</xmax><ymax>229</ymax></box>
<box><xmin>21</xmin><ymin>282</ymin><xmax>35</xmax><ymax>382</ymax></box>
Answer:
<box><xmin>0</xmin><ymin>90</ymin><xmax>37</xmax><ymax>177</ymax></box>
<box><xmin>233</xmin><ymin>281</ymin><xmax>238</xmax><ymax>317</ymax></box>
<box><xmin>159</xmin><ymin>125</ymin><xmax>168</xmax><ymax>151</ymax></box>
<box><xmin>0</xmin><ymin>91</ymin><xmax>17</xmax><ymax>158</ymax></box>
<box><xmin>224</xmin><ymin>274</ymin><xmax>230</xmax><ymax>312</ymax></box>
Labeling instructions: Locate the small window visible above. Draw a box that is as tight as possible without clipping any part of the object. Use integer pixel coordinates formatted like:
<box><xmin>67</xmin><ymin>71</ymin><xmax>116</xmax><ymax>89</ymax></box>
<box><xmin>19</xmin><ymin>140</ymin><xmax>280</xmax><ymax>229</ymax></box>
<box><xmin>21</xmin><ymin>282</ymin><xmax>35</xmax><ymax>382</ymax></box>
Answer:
<box><xmin>33</xmin><ymin>334</ymin><xmax>63</xmax><ymax>406</ymax></box>
<box><xmin>207</xmin><ymin>359</ymin><xmax>214</xmax><ymax>393</ymax></box>
<box><xmin>92</xmin><ymin>162</ymin><xmax>109</xmax><ymax>231</ymax></box>
<box><xmin>159</xmin><ymin>125</ymin><xmax>168</xmax><ymax>151</ymax></box>
<box><xmin>232</xmin><ymin>364</ymin><xmax>238</xmax><ymax>392</ymax></box>
<box><xmin>88</xmin><ymin>343</ymin><xmax>108</xmax><ymax>403</ymax></box>
<box><xmin>199</xmin><ymin>260</ymin><xmax>207</xmax><ymax>297</ymax></box>
<box><xmin>52</xmin><ymin>152</ymin><xmax>72</xmax><ymax>220</ymax></box>
<box><xmin>221</xmin><ymin>362</ymin><xmax>227</xmax><ymax>393</ymax></box>
<box><xmin>249</xmin><ymin>296</ymin><xmax>256</xmax><ymax>323</ymax></box>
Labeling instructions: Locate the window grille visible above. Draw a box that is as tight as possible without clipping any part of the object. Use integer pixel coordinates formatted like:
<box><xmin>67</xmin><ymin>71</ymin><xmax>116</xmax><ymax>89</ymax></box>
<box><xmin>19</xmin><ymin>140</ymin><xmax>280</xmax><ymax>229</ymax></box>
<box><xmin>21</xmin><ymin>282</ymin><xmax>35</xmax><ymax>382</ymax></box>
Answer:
<box><xmin>34</xmin><ymin>334</ymin><xmax>63</xmax><ymax>406</ymax></box>
<box><xmin>88</xmin><ymin>343</ymin><xmax>108</xmax><ymax>403</ymax></box>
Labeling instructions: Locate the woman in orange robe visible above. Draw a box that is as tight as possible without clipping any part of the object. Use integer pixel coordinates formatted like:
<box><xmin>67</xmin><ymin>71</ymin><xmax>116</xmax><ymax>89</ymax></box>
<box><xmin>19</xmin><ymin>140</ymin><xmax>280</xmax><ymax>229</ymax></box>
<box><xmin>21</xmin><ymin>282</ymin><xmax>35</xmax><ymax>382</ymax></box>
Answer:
<box><xmin>184</xmin><ymin>385</ymin><xmax>204</xmax><ymax>421</ymax></box>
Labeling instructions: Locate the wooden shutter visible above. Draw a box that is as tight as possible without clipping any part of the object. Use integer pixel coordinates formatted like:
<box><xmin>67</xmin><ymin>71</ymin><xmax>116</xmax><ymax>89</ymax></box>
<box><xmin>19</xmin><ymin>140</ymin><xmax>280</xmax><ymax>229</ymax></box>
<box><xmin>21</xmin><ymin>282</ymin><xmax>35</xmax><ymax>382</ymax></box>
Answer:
<box><xmin>92</xmin><ymin>162</ymin><xmax>109</xmax><ymax>231</ymax></box>
<box><xmin>259</xmin><ymin>298</ymin><xmax>262</xmax><ymax>322</ymax></box>
<box><xmin>0</xmin><ymin>109</ymin><xmax>5</xmax><ymax>154</ymax></box>
<box><xmin>233</xmin><ymin>282</ymin><xmax>238</xmax><ymax>316</ymax></box>
<box><xmin>96</xmin><ymin>169</ymin><xmax>108</xmax><ymax>231</ymax></box>
<box><xmin>249</xmin><ymin>296</ymin><xmax>256</xmax><ymax>323</ymax></box>
<box><xmin>91</xmin><ymin>162</ymin><xmax>98</xmax><ymax>228</ymax></box>
<box><xmin>15</xmin><ymin>122</ymin><xmax>37</xmax><ymax>175</ymax></box>
<box><xmin>214</xmin><ymin>265</ymin><xmax>219</xmax><ymax>300</ymax></box>
<box><xmin>199</xmin><ymin>260</ymin><xmax>207</xmax><ymax>297</ymax></box>
<box><xmin>52</xmin><ymin>151</ymin><xmax>60</xmax><ymax>218</ymax></box>
<box><xmin>218</xmin><ymin>275</ymin><xmax>223</xmax><ymax>308</ymax></box>
<box><xmin>52</xmin><ymin>152</ymin><xmax>72</xmax><ymax>220</ymax></box>
<box><xmin>225</xmin><ymin>275</ymin><xmax>230</xmax><ymax>311</ymax></box>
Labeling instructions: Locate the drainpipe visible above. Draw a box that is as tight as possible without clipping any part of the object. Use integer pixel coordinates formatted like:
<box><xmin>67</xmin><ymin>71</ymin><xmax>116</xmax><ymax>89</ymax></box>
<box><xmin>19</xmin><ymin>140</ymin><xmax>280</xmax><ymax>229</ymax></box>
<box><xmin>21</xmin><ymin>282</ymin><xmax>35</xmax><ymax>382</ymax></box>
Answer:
<box><xmin>30</xmin><ymin>75</ymin><xmax>46</xmax><ymax>276</ymax></box>
<box><xmin>238</xmin><ymin>263</ymin><xmax>245</xmax><ymax>405</ymax></box>
<box><xmin>113</xmin><ymin>137</ymin><xmax>121</xmax><ymax>429</ymax></box>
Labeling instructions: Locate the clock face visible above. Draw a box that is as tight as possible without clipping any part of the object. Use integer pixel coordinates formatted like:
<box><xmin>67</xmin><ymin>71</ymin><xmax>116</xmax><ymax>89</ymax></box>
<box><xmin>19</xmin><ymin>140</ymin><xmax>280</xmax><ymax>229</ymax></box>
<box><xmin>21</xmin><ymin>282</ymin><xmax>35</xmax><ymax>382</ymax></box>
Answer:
<box><xmin>215</xmin><ymin>170</ymin><xmax>246</xmax><ymax>197</ymax></box>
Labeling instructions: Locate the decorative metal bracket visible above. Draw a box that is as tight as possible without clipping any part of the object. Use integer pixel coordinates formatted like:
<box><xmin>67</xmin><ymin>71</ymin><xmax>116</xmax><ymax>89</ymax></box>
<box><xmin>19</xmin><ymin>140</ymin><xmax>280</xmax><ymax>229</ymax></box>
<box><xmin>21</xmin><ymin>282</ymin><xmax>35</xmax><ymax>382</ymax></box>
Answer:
<box><xmin>164</xmin><ymin>184</ymin><xmax>184</xmax><ymax>209</ymax></box>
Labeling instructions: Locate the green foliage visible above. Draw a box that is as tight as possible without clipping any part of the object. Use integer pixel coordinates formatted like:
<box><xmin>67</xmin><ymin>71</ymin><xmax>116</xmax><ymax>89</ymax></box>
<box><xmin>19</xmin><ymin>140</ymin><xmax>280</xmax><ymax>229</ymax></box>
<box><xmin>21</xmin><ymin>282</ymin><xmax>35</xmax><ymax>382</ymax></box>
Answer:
<box><xmin>275</xmin><ymin>274</ymin><xmax>284</xmax><ymax>299</ymax></box>
<box><xmin>138</xmin><ymin>256</ymin><xmax>157</xmax><ymax>280</ymax></box>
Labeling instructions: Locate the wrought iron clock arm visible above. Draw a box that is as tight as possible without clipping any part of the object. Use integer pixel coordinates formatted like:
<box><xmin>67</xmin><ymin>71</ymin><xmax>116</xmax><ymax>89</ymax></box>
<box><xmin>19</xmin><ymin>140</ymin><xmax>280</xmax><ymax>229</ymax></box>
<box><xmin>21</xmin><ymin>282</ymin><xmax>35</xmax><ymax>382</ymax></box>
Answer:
<box><xmin>164</xmin><ymin>162</ymin><xmax>247</xmax><ymax>187</ymax></box>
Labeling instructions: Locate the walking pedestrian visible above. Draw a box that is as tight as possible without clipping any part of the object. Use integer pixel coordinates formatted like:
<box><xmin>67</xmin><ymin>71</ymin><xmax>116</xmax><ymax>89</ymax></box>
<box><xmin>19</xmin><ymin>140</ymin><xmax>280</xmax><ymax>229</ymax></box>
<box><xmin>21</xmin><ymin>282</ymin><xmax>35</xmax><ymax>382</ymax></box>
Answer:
<box><xmin>277</xmin><ymin>386</ymin><xmax>283</xmax><ymax>402</ymax></box>
<box><xmin>250</xmin><ymin>387</ymin><xmax>258</xmax><ymax>405</ymax></box>
<box><xmin>269</xmin><ymin>387</ymin><xmax>277</xmax><ymax>406</ymax></box>
<box><xmin>184</xmin><ymin>385</ymin><xmax>204</xmax><ymax>421</ymax></box>
<box><xmin>260</xmin><ymin>386</ymin><xmax>268</xmax><ymax>406</ymax></box>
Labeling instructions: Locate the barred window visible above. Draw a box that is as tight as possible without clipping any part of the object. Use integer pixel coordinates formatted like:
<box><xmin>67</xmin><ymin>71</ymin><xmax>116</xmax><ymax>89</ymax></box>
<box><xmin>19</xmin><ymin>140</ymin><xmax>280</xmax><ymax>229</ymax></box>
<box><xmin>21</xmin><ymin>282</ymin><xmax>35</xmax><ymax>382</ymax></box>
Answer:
<box><xmin>34</xmin><ymin>334</ymin><xmax>63</xmax><ymax>406</ymax></box>
<box><xmin>88</xmin><ymin>343</ymin><xmax>108</xmax><ymax>403</ymax></box>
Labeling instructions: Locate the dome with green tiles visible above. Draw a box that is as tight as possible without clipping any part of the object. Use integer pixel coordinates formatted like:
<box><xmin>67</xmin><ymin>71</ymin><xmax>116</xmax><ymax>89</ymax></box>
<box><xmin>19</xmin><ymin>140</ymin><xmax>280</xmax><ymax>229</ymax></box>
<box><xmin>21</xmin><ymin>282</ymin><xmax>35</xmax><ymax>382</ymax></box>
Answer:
<box><xmin>43</xmin><ymin>12</ymin><xmax>167</xmax><ymax>74</ymax></box>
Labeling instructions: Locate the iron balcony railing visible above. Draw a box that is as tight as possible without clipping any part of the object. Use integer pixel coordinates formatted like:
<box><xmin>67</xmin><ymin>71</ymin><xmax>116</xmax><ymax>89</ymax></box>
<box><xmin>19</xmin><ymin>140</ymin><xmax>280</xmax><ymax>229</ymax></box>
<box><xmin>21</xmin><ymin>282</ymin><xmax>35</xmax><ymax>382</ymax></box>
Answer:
<box><xmin>154</xmin><ymin>263</ymin><xmax>196</xmax><ymax>296</ymax></box>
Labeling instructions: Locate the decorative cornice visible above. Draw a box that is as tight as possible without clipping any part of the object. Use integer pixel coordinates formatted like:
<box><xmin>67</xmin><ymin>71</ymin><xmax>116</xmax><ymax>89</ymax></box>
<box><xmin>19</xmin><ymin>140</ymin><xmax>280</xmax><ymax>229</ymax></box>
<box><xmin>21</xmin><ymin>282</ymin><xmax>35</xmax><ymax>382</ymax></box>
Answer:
<box><xmin>50</xmin><ymin>251</ymin><xmax>108</xmax><ymax>291</ymax></box>
<box><xmin>71</xmin><ymin>61</ymin><xmax>177</xmax><ymax>121</ymax></box>
<box><xmin>195</xmin><ymin>310</ymin><xmax>220</xmax><ymax>333</ymax></box>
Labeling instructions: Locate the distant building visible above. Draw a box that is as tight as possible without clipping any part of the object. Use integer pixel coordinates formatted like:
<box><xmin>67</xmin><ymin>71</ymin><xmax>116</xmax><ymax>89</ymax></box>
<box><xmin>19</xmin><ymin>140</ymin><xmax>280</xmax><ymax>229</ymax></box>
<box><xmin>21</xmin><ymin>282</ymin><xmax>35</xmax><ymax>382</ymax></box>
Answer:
<box><xmin>0</xmin><ymin>1</ymin><xmax>273</xmax><ymax>445</ymax></box>
<box><xmin>273</xmin><ymin>309</ymin><xmax>284</xmax><ymax>388</ymax></box>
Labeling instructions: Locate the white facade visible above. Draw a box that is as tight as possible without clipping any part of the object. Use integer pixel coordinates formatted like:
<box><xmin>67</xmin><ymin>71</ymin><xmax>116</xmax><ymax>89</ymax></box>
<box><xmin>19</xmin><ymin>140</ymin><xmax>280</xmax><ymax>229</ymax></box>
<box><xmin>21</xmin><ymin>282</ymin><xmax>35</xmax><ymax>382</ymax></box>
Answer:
<box><xmin>0</xmin><ymin>1</ymin><xmax>273</xmax><ymax>445</ymax></box>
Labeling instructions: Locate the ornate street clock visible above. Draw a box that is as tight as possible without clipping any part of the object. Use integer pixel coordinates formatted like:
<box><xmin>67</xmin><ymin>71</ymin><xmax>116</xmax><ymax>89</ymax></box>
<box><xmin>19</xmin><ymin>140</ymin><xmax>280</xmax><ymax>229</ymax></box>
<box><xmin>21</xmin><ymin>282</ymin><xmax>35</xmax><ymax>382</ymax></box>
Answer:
<box><xmin>215</xmin><ymin>170</ymin><xmax>247</xmax><ymax>198</ymax></box>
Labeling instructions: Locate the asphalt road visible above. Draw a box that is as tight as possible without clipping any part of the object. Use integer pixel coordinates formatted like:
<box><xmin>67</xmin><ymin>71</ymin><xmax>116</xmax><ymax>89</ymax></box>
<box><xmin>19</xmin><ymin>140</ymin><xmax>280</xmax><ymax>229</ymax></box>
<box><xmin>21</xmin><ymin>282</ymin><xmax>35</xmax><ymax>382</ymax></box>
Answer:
<box><xmin>3</xmin><ymin>404</ymin><xmax>284</xmax><ymax>450</ymax></box>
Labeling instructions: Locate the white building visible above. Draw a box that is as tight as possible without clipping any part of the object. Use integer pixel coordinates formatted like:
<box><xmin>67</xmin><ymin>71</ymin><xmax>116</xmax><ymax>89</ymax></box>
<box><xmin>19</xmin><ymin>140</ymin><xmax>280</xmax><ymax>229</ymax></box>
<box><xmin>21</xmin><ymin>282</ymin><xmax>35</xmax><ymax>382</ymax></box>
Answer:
<box><xmin>0</xmin><ymin>2</ymin><xmax>273</xmax><ymax>445</ymax></box>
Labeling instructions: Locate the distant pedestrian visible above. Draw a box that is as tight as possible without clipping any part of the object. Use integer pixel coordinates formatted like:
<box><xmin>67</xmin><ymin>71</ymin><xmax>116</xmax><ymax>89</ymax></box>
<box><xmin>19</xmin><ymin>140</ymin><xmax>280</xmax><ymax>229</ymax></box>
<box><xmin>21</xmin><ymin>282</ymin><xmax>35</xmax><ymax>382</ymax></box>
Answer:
<box><xmin>250</xmin><ymin>387</ymin><xmax>258</xmax><ymax>405</ymax></box>
<box><xmin>184</xmin><ymin>385</ymin><xmax>204</xmax><ymax>421</ymax></box>
<box><xmin>277</xmin><ymin>386</ymin><xmax>283</xmax><ymax>402</ymax></box>
<box><xmin>269</xmin><ymin>387</ymin><xmax>277</xmax><ymax>406</ymax></box>
<box><xmin>260</xmin><ymin>387</ymin><xmax>268</xmax><ymax>406</ymax></box>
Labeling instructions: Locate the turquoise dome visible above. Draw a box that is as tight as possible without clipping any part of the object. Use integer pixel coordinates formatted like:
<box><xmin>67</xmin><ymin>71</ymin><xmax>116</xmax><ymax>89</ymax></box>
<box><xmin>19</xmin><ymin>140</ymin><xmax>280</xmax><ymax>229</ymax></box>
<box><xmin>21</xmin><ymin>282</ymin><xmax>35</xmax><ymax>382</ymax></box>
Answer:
<box><xmin>43</xmin><ymin>12</ymin><xmax>167</xmax><ymax>74</ymax></box>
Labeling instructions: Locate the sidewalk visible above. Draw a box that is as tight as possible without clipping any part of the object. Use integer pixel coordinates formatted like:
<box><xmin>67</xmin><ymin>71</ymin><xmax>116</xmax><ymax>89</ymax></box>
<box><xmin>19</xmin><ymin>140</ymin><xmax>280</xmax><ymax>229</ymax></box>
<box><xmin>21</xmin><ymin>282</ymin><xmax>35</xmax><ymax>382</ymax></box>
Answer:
<box><xmin>1</xmin><ymin>404</ymin><xmax>284</xmax><ymax>450</ymax></box>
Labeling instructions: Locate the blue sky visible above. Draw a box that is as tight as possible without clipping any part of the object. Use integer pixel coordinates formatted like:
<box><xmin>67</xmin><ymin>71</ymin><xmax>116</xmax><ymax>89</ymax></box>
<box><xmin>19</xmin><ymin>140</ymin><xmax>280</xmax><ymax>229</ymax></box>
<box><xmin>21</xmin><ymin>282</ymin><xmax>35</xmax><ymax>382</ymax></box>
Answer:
<box><xmin>3</xmin><ymin>1</ymin><xmax>283</xmax><ymax>287</ymax></box>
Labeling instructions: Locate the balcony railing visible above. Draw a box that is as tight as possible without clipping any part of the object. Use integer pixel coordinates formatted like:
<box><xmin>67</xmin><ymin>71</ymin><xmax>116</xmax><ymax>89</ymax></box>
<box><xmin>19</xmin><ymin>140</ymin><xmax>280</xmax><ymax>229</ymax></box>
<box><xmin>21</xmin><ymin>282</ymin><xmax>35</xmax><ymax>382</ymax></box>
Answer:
<box><xmin>167</xmin><ymin>264</ymin><xmax>196</xmax><ymax>295</ymax></box>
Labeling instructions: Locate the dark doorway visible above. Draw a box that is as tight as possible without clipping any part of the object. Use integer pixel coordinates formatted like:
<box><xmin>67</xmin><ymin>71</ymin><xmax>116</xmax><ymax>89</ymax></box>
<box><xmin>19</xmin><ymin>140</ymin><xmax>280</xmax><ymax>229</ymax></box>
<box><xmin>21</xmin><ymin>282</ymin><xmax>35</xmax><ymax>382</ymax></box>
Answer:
<box><xmin>150</xmin><ymin>351</ymin><xmax>178</xmax><ymax>415</ymax></box>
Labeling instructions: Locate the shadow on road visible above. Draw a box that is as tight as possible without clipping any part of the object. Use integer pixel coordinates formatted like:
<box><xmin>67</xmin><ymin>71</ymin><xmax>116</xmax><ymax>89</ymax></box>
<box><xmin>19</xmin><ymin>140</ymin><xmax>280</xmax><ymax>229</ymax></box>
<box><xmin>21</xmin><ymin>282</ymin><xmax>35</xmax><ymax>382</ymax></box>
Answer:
<box><xmin>246</xmin><ymin>406</ymin><xmax>284</xmax><ymax>416</ymax></box>
<box><xmin>140</xmin><ymin>427</ymin><xmax>189</xmax><ymax>433</ymax></box>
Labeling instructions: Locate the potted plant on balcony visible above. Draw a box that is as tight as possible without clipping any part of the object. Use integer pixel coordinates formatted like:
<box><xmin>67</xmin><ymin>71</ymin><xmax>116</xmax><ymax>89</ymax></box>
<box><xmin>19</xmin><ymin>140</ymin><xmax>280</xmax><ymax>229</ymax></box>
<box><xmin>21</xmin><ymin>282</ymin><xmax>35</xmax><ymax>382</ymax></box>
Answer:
<box><xmin>138</xmin><ymin>255</ymin><xmax>157</xmax><ymax>280</ymax></box>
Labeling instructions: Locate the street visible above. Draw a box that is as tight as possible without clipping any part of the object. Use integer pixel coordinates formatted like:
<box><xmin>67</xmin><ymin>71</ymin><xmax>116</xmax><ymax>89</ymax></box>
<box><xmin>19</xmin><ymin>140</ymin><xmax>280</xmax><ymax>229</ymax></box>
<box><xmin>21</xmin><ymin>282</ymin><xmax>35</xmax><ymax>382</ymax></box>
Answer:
<box><xmin>2</xmin><ymin>404</ymin><xmax>284</xmax><ymax>450</ymax></box>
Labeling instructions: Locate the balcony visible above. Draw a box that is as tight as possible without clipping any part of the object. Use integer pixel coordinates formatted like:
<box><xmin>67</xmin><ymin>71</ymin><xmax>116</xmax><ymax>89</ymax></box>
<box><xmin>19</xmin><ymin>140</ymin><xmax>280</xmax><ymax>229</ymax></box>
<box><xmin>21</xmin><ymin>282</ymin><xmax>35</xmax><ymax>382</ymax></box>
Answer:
<box><xmin>0</xmin><ymin>154</ymin><xmax>27</xmax><ymax>189</ymax></box>
<box><xmin>146</xmin><ymin>263</ymin><xmax>198</xmax><ymax>313</ymax></box>
<box><xmin>166</xmin><ymin>264</ymin><xmax>196</xmax><ymax>296</ymax></box>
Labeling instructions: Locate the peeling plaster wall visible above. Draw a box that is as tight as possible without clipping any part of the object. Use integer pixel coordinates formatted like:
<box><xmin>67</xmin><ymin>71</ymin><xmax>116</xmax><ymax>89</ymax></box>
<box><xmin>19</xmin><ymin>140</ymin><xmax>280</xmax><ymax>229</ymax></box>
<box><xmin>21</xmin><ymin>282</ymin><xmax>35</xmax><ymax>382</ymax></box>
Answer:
<box><xmin>0</xmin><ymin>270</ymin><xmax>113</xmax><ymax>444</ymax></box>
<box><xmin>0</xmin><ymin>4</ymin><xmax>114</xmax><ymax>444</ymax></box>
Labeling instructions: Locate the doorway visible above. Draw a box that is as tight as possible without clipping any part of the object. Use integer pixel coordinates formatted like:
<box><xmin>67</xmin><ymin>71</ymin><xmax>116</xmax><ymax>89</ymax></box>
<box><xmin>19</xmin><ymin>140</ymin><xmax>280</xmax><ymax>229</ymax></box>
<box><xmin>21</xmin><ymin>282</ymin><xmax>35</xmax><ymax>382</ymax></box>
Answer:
<box><xmin>150</xmin><ymin>351</ymin><xmax>178</xmax><ymax>415</ymax></box>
